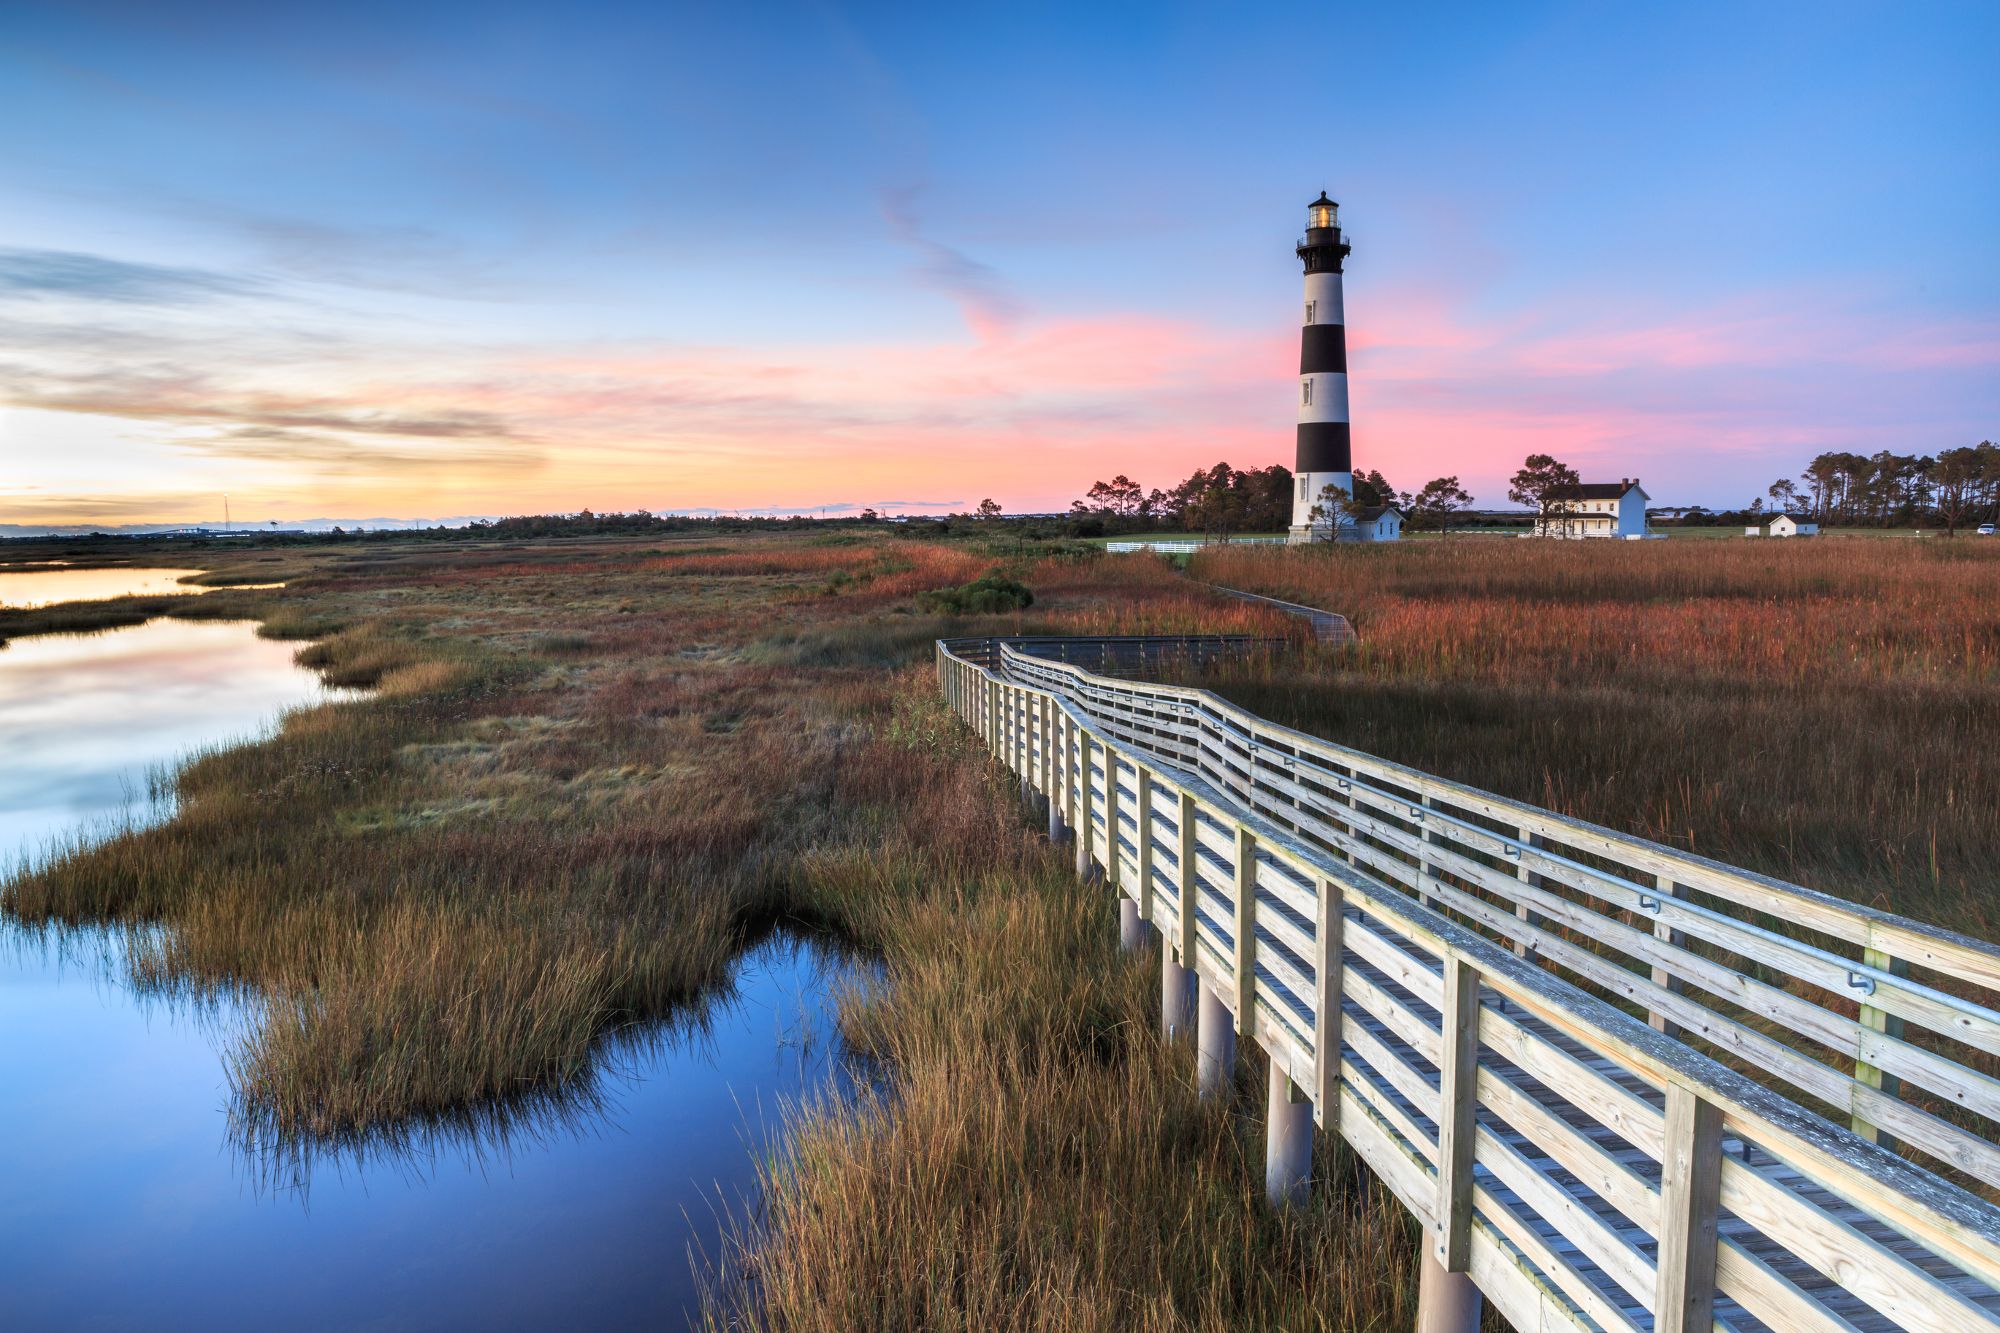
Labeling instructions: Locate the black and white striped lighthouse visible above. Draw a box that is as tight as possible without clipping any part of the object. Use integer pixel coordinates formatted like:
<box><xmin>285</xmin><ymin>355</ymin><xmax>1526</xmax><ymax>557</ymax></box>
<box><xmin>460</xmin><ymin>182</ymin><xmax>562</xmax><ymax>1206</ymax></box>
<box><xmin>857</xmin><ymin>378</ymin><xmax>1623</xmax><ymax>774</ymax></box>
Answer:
<box><xmin>1289</xmin><ymin>192</ymin><xmax>1353</xmax><ymax>541</ymax></box>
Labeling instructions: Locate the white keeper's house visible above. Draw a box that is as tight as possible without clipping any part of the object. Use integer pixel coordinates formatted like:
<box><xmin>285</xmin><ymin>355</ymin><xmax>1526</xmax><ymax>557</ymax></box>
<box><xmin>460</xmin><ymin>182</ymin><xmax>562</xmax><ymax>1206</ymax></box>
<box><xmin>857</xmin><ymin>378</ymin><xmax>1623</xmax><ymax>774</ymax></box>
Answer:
<box><xmin>1535</xmin><ymin>478</ymin><xmax>1651</xmax><ymax>538</ymax></box>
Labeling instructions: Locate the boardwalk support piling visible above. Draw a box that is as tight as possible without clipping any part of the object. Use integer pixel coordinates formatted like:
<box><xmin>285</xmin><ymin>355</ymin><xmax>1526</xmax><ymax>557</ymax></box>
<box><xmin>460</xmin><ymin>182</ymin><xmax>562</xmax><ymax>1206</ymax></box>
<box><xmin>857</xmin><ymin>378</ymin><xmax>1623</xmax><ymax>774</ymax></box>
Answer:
<box><xmin>1076</xmin><ymin>834</ymin><xmax>1100</xmax><ymax>884</ymax></box>
<box><xmin>1119</xmin><ymin>896</ymin><xmax>1143</xmax><ymax>952</ymax></box>
<box><xmin>1265</xmin><ymin>1062</ymin><xmax>1313</xmax><ymax>1207</ymax></box>
<box><xmin>1416</xmin><ymin>1248</ymin><xmax>1481</xmax><ymax>1333</ymax></box>
<box><xmin>1162</xmin><ymin>949</ymin><xmax>1195</xmax><ymax>1041</ymax></box>
<box><xmin>1197</xmin><ymin>979</ymin><xmax>1236</xmax><ymax>1097</ymax></box>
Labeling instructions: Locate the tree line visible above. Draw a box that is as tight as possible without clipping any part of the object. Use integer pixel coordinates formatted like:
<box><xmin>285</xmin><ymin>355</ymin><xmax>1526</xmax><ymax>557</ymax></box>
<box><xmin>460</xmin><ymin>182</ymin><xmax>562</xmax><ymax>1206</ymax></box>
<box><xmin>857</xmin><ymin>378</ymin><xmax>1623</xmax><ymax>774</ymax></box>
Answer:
<box><xmin>1063</xmin><ymin>463</ymin><xmax>1479</xmax><ymax>537</ymax></box>
<box><xmin>1765</xmin><ymin>444</ymin><xmax>2000</xmax><ymax>534</ymax></box>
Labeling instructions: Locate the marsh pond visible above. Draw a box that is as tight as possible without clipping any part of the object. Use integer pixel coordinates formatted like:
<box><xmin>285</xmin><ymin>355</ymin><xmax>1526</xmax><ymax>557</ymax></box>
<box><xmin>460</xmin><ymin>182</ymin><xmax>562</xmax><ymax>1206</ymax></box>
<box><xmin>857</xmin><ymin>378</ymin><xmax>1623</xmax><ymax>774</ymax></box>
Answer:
<box><xmin>0</xmin><ymin>568</ymin><xmax>854</xmax><ymax>1329</ymax></box>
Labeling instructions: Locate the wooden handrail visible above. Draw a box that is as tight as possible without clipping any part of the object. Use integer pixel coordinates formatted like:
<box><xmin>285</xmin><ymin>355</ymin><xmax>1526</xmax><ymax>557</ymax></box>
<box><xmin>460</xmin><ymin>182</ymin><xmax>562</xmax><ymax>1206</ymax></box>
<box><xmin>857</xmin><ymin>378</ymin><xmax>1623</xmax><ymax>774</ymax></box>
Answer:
<box><xmin>990</xmin><ymin>636</ymin><xmax>2000</xmax><ymax>1185</ymax></box>
<box><xmin>937</xmin><ymin>635</ymin><xmax>2000</xmax><ymax>1331</ymax></box>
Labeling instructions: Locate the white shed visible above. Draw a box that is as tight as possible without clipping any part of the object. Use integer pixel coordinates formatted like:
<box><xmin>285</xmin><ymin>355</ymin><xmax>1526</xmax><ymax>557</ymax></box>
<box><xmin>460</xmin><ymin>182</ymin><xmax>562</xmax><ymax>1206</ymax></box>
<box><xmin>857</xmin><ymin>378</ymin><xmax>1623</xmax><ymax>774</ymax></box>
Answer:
<box><xmin>1340</xmin><ymin>504</ymin><xmax>1403</xmax><ymax>543</ymax></box>
<box><xmin>1766</xmin><ymin>515</ymin><xmax>1819</xmax><ymax>537</ymax></box>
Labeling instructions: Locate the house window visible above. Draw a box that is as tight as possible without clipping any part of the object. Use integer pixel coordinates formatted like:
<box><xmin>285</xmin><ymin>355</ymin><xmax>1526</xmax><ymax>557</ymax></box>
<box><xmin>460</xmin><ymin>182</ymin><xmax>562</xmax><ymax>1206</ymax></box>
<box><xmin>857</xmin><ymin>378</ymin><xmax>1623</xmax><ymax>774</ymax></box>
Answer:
<box><xmin>1305</xmin><ymin>300</ymin><xmax>1316</xmax><ymax>323</ymax></box>
<box><xmin>1302</xmin><ymin>378</ymin><xmax>1313</xmax><ymax>406</ymax></box>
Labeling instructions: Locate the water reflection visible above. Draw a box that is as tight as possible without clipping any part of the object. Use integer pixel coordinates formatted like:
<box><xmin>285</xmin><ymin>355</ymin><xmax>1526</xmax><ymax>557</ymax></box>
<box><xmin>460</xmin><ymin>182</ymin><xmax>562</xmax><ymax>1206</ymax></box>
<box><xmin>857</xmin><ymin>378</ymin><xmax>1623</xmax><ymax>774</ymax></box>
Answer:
<box><xmin>0</xmin><ymin>619</ymin><xmax>346</xmax><ymax>871</ymax></box>
<box><xmin>0</xmin><ymin>565</ymin><xmax>207</xmax><ymax>608</ymax></box>
<box><xmin>0</xmin><ymin>922</ymin><xmax>857</xmax><ymax>1331</ymax></box>
<box><xmin>0</xmin><ymin>611</ymin><xmax>862</xmax><ymax>1329</ymax></box>
<box><xmin>230</xmin><ymin>928</ymin><xmax>855</xmax><ymax>1202</ymax></box>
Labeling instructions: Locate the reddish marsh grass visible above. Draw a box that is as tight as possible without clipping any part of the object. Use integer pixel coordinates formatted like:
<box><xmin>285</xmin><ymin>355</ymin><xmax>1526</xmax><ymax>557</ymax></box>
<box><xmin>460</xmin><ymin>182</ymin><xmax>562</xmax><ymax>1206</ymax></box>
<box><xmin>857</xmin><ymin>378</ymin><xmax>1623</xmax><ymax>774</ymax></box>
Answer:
<box><xmin>1187</xmin><ymin>539</ymin><xmax>2000</xmax><ymax>933</ymax></box>
<box><xmin>1194</xmin><ymin>537</ymin><xmax>2000</xmax><ymax>1201</ymax></box>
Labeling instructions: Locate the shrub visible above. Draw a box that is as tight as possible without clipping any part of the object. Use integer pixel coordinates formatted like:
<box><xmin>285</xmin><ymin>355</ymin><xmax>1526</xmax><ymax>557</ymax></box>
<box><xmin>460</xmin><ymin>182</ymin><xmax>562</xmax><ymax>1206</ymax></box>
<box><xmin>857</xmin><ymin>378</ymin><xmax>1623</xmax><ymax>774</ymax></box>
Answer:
<box><xmin>920</xmin><ymin>573</ymin><xmax>1034</xmax><ymax>615</ymax></box>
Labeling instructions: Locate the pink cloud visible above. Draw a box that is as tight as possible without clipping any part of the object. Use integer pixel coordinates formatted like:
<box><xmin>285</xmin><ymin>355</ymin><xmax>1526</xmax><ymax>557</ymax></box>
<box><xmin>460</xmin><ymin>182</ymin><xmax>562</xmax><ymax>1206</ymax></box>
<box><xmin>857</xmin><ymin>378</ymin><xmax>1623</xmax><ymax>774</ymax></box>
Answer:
<box><xmin>10</xmin><ymin>264</ymin><xmax>1995</xmax><ymax>523</ymax></box>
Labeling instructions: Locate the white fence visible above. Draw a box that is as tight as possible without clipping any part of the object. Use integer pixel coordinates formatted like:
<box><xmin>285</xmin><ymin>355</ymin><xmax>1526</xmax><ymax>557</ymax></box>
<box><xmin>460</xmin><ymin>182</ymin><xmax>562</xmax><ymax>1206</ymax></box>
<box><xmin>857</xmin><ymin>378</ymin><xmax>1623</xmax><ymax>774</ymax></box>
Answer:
<box><xmin>1105</xmin><ymin>537</ymin><xmax>1290</xmax><ymax>554</ymax></box>
<box><xmin>939</xmin><ymin>635</ymin><xmax>2000</xmax><ymax>1332</ymax></box>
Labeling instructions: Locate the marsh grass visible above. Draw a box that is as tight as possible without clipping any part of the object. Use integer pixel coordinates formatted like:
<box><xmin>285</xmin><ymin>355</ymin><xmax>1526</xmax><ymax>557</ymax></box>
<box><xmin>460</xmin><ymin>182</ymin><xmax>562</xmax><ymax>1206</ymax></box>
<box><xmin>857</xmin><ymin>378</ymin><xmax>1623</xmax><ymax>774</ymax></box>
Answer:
<box><xmin>1</xmin><ymin>537</ymin><xmax>1079</xmax><ymax>1146</ymax></box>
<box><xmin>710</xmin><ymin>683</ymin><xmax>1426</xmax><ymax>1332</ymax></box>
<box><xmin>0</xmin><ymin>594</ymin><xmax>191</xmax><ymax>642</ymax></box>
<box><xmin>0</xmin><ymin>532</ymin><xmax>1620</xmax><ymax>1327</ymax></box>
<box><xmin>0</xmin><ymin>581</ymin><xmax>305</xmax><ymax>645</ymax></box>
<box><xmin>1190</xmin><ymin>539</ymin><xmax>2000</xmax><ymax>933</ymax></box>
<box><xmin>1184</xmin><ymin>539</ymin><xmax>2000</xmax><ymax>1202</ymax></box>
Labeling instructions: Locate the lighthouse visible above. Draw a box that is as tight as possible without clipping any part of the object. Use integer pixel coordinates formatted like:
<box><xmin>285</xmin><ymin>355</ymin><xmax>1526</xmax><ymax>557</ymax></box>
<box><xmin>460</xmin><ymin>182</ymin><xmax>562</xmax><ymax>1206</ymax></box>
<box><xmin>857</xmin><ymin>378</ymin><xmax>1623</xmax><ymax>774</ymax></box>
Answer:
<box><xmin>1289</xmin><ymin>192</ymin><xmax>1353</xmax><ymax>541</ymax></box>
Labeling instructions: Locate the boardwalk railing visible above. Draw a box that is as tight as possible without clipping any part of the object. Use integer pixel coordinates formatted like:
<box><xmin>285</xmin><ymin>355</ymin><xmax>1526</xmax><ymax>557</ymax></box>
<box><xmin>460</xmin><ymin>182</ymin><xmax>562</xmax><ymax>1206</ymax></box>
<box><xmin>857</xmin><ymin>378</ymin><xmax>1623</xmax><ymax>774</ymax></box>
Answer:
<box><xmin>938</xmin><ymin>634</ymin><xmax>2000</xmax><ymax>1333</ymax></box>
<box><xmin>989</xmin><ymin>633</ymin><xmax>1288</xmax><ymax>678</ymax></box>
<box><xmin>1207</xmin><ymin>585</ymin><xmax>1360</xmax><ymax>644</ymax></box>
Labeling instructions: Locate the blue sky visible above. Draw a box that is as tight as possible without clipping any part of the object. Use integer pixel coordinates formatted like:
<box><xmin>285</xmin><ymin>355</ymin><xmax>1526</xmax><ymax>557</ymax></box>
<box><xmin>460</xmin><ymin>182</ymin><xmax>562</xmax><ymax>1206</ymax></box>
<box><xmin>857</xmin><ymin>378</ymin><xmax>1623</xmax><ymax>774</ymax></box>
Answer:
<box><xmin>1</xmin><ymin>0</ymin><xmax>1994</xmax><ymax>525</ymax></box>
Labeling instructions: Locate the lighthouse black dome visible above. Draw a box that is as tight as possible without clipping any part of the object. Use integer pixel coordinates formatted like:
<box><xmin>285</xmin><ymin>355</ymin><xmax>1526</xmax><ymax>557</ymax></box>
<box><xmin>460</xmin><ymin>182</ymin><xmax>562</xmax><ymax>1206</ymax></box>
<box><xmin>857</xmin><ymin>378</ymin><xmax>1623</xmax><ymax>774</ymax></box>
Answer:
<box><xmin>1309</xmin><ymin>191</ymin><xmax>1337</xmax><ymax>208</ymax></box>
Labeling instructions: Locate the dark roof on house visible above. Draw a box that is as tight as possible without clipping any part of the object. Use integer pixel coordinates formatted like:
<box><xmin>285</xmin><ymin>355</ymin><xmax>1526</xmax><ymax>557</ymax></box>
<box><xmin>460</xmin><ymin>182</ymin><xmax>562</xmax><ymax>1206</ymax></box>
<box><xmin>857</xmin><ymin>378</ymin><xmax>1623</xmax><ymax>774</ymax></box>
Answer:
<box><xmin>1352</xmin><ymin>504</ymin><xmax>1400</xmax><ymax>521</ymax></box>
<box><xmin>1547</xmin><ymin>482</ymin><xmax>1638</xmax><ymax>500</ymax></box>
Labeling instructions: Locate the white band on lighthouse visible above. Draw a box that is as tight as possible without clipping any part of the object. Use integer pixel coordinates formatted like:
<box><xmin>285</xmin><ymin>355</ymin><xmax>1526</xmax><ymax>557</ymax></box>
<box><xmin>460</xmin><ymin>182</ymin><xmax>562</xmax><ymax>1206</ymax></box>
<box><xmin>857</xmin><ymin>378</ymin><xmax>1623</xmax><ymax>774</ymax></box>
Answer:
<box><xmin>1303</xmin><ymin>272</ymin><xmax>1344</xmax><ymax>326</ymax></box>
<box><xmin>1299</xmin><ymin>372</ymin><xmax>1349</xmax><ymax>423</ymax></box>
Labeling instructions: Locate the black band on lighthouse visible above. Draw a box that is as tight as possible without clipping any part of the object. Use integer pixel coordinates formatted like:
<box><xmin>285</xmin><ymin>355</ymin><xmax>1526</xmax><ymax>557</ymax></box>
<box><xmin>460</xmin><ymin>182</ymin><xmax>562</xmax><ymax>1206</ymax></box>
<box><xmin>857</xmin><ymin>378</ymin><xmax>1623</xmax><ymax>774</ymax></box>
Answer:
<box><xmin>1299</xmin><ymin>324</ymin><xmax>1346</xmax><ymax>375</ymax></box>
<box><xmin>1295</xmin><ymin>422</ymin><xmax>1351</xmax><ymax>473</ymax></box>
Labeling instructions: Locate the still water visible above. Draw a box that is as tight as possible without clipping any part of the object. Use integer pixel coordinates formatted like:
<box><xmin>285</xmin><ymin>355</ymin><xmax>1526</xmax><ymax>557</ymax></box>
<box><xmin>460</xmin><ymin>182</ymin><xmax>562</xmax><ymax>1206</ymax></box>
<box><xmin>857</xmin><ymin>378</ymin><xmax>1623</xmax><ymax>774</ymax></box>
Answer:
<box><xmin>0</xmin><ymin>618</ymin><xmax>343</xmax><ymax>865</ymax></box>
<box><xmin>0</xmin><ymin>575</ymin><xmax>854</xmax><ymax>1330</ymax></box>
<box><xmin>0</xmin><ymin>564</ymin><xmax>207</xmax><ymax>608</ymax></box>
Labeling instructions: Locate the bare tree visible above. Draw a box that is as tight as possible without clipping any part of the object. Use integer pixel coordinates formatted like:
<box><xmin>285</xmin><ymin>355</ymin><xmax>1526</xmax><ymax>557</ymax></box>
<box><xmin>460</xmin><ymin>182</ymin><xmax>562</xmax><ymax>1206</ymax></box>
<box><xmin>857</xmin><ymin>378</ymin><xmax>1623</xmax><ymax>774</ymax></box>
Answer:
<box><xmin>1411</xmin><ymin>476</ymin><xmax>1473</xmax><ymax>535</ymax></box>
<box><xmin>1509</xmin><ymin>454</ymin><xmax>1581</xmax><ymax>538</ymax></box>
<box><xmin>1305</xmin><ymin>481</ymin><xmax>1350</xmax><ymax>541</ymax></box>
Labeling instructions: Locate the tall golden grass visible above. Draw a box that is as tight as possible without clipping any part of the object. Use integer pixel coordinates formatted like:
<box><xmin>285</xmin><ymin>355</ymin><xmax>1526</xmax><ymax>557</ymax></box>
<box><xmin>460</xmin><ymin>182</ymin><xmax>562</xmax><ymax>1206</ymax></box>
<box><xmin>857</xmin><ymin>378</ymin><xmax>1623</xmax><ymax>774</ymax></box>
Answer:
<box><xmin>1191</xmin><ymin>537</ymin><xmax>2000</xmax><ymax>935</ymax></box>
<box><xmin>709</xmin><ymin>679</ymin><xmax>1423</xmax><ymax>1332</ymax></box>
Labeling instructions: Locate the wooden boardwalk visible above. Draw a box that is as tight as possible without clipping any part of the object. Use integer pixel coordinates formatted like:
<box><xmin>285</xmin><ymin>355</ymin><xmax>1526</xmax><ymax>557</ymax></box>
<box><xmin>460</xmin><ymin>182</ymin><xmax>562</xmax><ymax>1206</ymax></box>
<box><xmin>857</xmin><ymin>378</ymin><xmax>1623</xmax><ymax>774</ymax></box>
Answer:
<box><xmin>1206</xmin><ymin>584</ymin><xmax>1360</xmax><ymax>644</ymax></box>
<box><xmin>938</xmin><ymin>634</ymin><xmax>2000</xmax><ymax>1332</ymax></box>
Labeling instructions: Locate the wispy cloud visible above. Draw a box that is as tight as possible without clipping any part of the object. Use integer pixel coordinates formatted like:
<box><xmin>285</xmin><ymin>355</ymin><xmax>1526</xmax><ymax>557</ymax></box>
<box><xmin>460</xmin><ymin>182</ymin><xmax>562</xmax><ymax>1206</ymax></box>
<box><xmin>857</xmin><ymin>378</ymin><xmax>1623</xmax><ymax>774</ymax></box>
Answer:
<box><xmin>880</xmin><ymin>185</ymin><xmax>1023</xmax><ymax>341</ymax></box>
<box><xmin>0</xmin><ymin>249</ymin><xmax>261</xmax><ymax>306</ymax></box>
<box><xmin>229</xmin><ymin>216</ymin><xmax>519</xmax><ymax>298</ymax></box>
<box><xmin>182</xmin><ymin>426</ymin><xmax>543</xmax><ymax>476</ymax></box>
<box><xmin>4</xmin><ymin>235</ymin><xmax>1994</xmax><ymax>526</ymax></box>
<box><xmin>0</xmin><ymin>364</ymin><xmax>527</xmax><ymax>441</ymax></box>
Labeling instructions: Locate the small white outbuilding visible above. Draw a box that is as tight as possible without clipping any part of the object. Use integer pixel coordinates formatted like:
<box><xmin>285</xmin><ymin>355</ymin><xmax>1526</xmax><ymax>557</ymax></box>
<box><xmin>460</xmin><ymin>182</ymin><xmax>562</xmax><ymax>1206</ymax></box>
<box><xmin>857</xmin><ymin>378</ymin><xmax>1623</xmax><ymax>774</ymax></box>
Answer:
<box><xmin>1342</xmin><ymin>504</ymin><xmax>1402</xmax><ymax>542</ymax></box>
<box><xmin>1760</xmin><ymin>512</ymin><xmax>1824</xmax><ymax>536</ymax></box>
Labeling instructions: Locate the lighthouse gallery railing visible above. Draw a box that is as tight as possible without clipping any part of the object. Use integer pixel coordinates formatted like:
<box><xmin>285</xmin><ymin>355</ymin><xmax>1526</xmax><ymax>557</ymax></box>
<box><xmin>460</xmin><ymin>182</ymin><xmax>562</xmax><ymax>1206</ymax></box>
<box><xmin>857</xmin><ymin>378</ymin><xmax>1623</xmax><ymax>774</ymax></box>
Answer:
<box><xmin>938</xmin><ymin>634</ymin><xmax>2000</xmax><ymax>1332</ymax></box>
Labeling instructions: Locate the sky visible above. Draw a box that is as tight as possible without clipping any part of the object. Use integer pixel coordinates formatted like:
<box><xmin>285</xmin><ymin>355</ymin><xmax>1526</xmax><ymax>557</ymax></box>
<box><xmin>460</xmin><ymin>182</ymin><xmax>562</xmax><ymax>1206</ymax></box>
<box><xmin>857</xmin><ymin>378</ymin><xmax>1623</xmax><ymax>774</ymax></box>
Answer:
<box><xmin>1</xmin><ymin>0</ymin><xmax>1995</xmax><ymax>528</ymax></box>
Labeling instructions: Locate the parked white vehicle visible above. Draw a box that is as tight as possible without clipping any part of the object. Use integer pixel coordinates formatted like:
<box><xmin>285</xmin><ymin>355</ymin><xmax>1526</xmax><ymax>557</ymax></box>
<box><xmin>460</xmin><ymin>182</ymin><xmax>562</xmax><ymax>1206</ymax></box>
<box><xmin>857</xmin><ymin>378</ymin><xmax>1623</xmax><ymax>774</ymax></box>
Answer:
<box><xmin>1979</xmin><ymin>523</ymin><xmax>1996</xmax><ymax>536</ymax></box>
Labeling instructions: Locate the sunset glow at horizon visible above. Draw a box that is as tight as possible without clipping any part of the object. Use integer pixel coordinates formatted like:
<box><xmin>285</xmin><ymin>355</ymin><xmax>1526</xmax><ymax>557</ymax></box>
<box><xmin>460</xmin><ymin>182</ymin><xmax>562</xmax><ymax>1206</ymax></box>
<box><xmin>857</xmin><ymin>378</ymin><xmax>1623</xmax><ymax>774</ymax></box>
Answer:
<box><xmin>2</xmin><ymin>2</ymin><xmax>1994</xmax><ymax>530</ymax></box>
